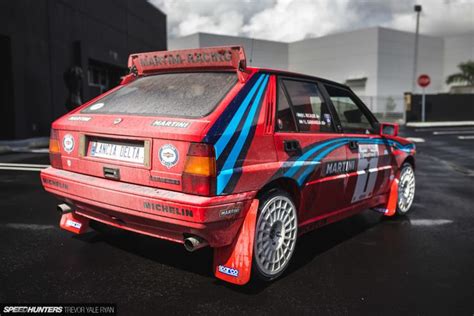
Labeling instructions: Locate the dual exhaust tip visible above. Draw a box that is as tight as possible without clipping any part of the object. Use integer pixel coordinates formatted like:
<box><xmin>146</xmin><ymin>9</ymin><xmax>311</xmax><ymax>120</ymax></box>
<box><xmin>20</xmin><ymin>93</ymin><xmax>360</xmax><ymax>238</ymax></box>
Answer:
<box><xmin>58</xmin><ymin>203</ymin><xmax>207</xmax><ymax>252</ymax></box>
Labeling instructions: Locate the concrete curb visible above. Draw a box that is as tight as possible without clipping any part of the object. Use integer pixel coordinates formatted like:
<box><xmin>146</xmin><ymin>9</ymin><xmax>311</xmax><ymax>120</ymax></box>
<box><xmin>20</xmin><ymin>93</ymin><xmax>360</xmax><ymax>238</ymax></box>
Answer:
<box><xmin>0</xmin><ymin>137</ymin><xmax>49</xmax><ymax>154</ymax></box>
<box><xmin>406</xmin><ymin>121</ymin><xmax>474</xmax><ymax>128</ymax></box>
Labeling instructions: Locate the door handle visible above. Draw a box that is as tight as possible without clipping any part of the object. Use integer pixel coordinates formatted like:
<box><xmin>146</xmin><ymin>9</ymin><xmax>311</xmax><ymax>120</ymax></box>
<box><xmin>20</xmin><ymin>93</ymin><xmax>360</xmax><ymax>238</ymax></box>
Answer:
<box><xmin>284</xmin><ymin>140</ymin><xmax>301</xmax><ymax>156</ymax></box>
<box><xmin>348</xmin><ymin>140</ymin><xmax>358</xmax><ymax>151</ymax></box>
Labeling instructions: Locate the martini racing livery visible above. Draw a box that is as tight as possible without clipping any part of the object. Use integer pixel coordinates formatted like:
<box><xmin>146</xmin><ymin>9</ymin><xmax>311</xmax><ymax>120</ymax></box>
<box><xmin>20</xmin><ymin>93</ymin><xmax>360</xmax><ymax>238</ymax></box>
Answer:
<box><xmin>41</xmin><ymin>46</ymin><xmax>416</xmax><ymax>285</ymax></box>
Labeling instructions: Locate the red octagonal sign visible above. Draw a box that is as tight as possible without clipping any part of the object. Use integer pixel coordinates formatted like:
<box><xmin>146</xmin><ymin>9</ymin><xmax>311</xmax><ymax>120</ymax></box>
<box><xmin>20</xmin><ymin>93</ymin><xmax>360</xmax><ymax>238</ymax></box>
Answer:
<box><xmin>418</xmin><ymin>74</ymin><xmax>431</xmax><ymax>88</ymax></box>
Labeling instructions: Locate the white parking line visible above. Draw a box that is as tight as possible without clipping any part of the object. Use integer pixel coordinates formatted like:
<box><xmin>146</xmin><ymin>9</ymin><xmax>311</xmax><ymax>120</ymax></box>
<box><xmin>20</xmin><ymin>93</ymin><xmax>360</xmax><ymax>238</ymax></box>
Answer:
<box><xmin>0</xmin><ymin>166</ymin><xmax>46</xmax><ymax>171</ymax></box>
<box><xmin>0</xmin><ymin>163</ymin><xmax>50</xmax><ymax>171</ymax></box>
<box><xmin>458</xmin><ymin>135</ymin><xmax>474</xmax><ymax>140</ymax></box>
<box><xmin>407</xmin><ymin>121</ymin><xmax>474</xmax><ymax>127</ymax></box>
<box><xmin>0</xmin><ymin>163</ymin><xmax>50</xmax><ymax>168</ymax></box>
<box><xmin>406</xmin><ymin>137</ymin><xmax>425</xmax><ymax>143</ymax></box>
<box><xmin>433</xmin><ymin>130</ymin><xmax>474</xmax><ymax>135</ymax></box>
<box><xmin>409</xmin><ymin>219</ymin><xmax>453</xmax><ymax>226</ymax></box>
<box><xmin>415</xmin><ymin>127</ymin><xmax>474</xmax><ymax>132</ymax></box>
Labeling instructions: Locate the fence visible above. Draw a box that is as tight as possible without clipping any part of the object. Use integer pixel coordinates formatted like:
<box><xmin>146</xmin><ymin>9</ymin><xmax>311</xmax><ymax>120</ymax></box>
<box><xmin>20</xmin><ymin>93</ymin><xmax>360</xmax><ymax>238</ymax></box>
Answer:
<box><xmin>406</xmin><ymin>93</ymin><xmax>474</xmax><ymax>122</ymax></box>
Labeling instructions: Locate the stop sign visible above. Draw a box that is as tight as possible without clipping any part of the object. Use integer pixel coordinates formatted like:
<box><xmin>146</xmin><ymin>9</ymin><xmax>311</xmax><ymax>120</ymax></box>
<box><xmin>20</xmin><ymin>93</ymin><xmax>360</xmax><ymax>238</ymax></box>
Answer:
<box><xmin>418</xmin><ymin>74</ymin><xmax>431</xmax><ymax>88</ymax></box>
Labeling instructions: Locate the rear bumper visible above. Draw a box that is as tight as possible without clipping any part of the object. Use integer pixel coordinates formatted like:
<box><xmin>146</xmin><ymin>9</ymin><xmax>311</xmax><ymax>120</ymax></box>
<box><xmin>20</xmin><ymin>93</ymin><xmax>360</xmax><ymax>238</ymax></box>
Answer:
<box><xmin>40</xmin><ymin>167</ymin><xmax>256</xmax><ymax>247</ymax></box>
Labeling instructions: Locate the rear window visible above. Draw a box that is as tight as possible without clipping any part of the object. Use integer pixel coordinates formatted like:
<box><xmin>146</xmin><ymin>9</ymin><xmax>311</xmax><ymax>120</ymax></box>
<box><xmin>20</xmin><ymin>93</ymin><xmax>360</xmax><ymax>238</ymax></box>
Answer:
<box><xmin>81</xmin><ymin>72</ymin><xmax>237</xmax><ymax>117</ymax></box>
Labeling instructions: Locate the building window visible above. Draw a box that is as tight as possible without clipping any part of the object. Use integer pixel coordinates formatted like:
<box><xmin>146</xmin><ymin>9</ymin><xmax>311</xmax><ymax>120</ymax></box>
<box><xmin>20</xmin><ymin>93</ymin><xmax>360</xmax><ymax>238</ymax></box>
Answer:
<box><xmin>87</xmin><ymin>60</ymin><xmax>127</xmax><ymax>97</ymax></box>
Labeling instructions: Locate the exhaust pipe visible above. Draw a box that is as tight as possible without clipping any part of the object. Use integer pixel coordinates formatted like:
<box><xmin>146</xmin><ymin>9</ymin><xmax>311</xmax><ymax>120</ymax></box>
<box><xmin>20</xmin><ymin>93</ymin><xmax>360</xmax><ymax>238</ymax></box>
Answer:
<box><xmin>57</xmin><ymin>203</ymin><xmax>72</xmax><ymax>214</ymax></box>
<box><xmin>184</xmin><ymin>236</ymin><xmax>208</xmax><ymax>252</ymax></box>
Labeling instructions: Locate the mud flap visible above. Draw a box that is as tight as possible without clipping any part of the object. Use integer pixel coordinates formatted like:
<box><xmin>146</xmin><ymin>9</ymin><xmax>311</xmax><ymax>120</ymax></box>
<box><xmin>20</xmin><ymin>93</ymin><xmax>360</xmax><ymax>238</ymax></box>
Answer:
<box><xmin>213</xmin><ymin>199</ymin><xmax>259</xmax><ymax>285</ymax></box>
<box><xmin>59</xmin><ymin>212</ymin><xmax>89</xmax><ymax>234</ymax></box>
<box><xmin>374</xmin><ymin>178</ymin><xmax>399</xmax><ymax>216</ymax></box>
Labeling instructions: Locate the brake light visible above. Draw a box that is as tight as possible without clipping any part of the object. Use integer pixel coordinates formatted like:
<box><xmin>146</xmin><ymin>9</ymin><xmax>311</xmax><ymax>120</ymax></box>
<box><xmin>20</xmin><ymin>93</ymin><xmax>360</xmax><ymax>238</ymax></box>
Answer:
<box><xmin>182</xmin><ymin>143</ymin><xmax>216</xmax><ymax>196</ymax></box>
<box><xmin>49</xmin><ymin>129</ymin><xmax>62</xmax><ymax>169</ymax></box>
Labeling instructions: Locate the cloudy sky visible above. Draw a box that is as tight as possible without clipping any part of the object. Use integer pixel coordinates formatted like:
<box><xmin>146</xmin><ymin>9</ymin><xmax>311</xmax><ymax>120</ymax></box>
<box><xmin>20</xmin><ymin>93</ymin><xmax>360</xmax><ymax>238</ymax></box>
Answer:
<box><xmin>149</xmin><ymin>0</ymin><xmax>474</xmax><ymax>42</ymax></box>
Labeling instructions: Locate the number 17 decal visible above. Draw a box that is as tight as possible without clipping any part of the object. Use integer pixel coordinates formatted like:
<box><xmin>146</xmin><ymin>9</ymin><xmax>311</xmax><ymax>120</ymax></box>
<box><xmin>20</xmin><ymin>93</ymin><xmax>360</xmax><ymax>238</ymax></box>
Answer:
<box><xmin>352</xmin><ymin>144</ymin><xmax>379</xmax><ymax>203</ymax></box>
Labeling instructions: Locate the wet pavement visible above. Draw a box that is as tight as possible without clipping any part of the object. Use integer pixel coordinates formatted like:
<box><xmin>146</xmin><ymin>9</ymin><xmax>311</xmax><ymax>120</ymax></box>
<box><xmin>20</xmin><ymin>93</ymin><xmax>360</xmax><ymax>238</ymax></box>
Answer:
<box><xmin>1</xmin><ymin>127</ymin><xmax>473</xmax><ymax>315</ymax></box>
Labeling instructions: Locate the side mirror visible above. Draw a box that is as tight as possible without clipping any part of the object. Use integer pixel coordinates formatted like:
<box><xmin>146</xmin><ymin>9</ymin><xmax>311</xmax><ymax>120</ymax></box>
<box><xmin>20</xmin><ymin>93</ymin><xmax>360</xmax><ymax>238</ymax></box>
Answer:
<box><xmin>379</xmin><ymin>122</ymin><xmax>399</xmax><ymax>137</ymax></box>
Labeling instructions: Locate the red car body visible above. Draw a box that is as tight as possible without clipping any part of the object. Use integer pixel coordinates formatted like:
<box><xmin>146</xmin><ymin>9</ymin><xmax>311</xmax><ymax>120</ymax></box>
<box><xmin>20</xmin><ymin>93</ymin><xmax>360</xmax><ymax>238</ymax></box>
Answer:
<box><xmin>41</xmin><ymin>46</ymin><xmax>415</xmax><ymax>285</ymax></box>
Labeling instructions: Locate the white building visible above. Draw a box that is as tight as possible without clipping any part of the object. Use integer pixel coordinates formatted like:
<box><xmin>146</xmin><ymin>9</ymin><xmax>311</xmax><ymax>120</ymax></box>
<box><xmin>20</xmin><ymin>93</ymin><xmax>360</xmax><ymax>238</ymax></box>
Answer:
<box><xmin>170</xmin><ymin>27</ymin><xmax>474</xmax><ymax>119</ymax></box>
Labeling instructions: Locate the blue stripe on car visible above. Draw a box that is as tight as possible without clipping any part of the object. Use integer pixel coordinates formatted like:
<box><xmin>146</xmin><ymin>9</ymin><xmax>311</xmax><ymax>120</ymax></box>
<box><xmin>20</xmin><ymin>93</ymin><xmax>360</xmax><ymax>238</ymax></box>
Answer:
<box><xmin>281</xmin><ymin>137</ymin><xmax>414</xmax><ymax>186</ymax></box>
<box><xmin>216</xmin><ymin>74</ymin><xmax>270</xmax><ymax>194</ymax></box>
<box><xmin>214</xmin><ymin>73</ymin><xmax>265</xmax><ymax>159</ymax></box>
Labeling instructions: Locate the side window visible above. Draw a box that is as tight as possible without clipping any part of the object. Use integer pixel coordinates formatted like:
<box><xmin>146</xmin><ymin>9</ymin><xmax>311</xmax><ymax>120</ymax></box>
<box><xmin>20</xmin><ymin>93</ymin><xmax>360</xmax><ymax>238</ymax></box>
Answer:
<box><xmin>276</xmin><ymin>82</ymin><xmax>297</xmax><ymax>132</ymax></box>
<box><xmin>282</xmin><ymin>80</ymin><xmax>334</xmax><ymax>133</ymax></box>
<box><xmin>325</xmin><ymin>85</ymin><xmax>375</xmax><ymax>134</ymax></box>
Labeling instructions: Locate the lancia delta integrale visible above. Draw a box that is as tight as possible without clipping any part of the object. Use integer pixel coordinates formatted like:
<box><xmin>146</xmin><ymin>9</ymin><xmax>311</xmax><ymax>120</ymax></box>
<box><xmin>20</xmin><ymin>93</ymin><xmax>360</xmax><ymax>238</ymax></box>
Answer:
<box><xmin>41</xmin><ymin>46</ymin><xmax>416</xmax><ymax>285</ymax></box>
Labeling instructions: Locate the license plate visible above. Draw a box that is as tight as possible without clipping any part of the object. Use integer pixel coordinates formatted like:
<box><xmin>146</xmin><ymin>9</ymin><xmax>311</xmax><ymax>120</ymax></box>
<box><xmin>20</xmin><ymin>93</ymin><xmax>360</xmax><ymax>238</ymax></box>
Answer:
<box><xmin>89</xmin><ymin>140</ymin><xmax>145</xmax><ymax>164</ymax></box>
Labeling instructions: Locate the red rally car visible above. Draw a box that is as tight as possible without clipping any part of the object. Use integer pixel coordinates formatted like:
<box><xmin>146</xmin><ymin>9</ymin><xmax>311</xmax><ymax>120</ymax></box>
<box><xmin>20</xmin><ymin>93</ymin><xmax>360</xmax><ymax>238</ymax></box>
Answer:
<box><xmin>40</xmin><ymin>46</ymin><xmax>416</xmax><ymax>285</ymax></box>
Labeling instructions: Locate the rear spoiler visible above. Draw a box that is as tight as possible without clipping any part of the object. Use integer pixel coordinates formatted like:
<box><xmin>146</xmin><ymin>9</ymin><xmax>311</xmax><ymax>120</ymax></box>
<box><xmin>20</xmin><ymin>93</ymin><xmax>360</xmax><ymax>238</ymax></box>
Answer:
<box><xmin>126</xmin><ymin>46</ymin><xmax>248</xmax><ymax>81</ymax></box>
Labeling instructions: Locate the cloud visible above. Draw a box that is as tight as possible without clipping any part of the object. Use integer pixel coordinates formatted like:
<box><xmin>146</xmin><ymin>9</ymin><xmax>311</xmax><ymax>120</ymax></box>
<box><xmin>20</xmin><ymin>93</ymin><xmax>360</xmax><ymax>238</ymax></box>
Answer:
<box><xmin>149</xmin><ymin>0</ymin><xmax>474</xmax><ymax>42</ymax></box>
<box><xmin>389</xmin><ymin>0</ymin><xmax>474</xmax><ymax>36</ymax></box>
<box><xmin>242</xmin><ymin>0</ymin><xmax>354</xmax><ymax>41</ymax></box>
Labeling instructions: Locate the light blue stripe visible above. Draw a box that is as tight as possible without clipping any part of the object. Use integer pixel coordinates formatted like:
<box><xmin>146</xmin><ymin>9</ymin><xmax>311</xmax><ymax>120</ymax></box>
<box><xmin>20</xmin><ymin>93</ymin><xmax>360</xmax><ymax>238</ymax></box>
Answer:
<box><xmin>296</xmin><ymin>141</ymin><xmax>348</xmax><ymax>185</ymax></box>
<box><xmin>294</xmin><ymin>137</ymin><xmax>408</xmax><ymax>185</ymax></box>
<box><xmin>214</xmin><ymin>74</ymin><xmax>265</xmax><ymax>159</ymax></box>
<box><xmin>217</xmin><ymin>74</ymin><xmax>269</xmax><ymax>194</ymax></box>
<box><xmin>284</xmin><ymin>138</ymin><xmax>349</xmax><ymax>178</ymax></box>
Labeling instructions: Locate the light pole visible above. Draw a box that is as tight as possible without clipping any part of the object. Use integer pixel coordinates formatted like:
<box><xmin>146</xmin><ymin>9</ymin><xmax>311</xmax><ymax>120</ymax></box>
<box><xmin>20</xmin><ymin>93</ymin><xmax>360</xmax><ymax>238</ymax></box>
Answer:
<box><xmin>412</xmin><ymin>4</ymin><xmax>422</xmax><ymax>93</ymax></box>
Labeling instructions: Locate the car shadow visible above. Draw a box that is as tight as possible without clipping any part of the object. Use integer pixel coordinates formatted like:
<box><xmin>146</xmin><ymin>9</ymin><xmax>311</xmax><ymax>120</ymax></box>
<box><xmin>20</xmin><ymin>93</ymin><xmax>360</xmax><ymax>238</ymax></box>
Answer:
<box><xmin>75</xmin><ymin>210</ymin><xmax>388</xmax><ymax>293</ymax></box>
<box><xmin>228</xmin><ymin>211</ymin><xmax>387</xmax><ymax>294</ymax></box>
<box><xmin>75</xmin><ymin>223</ymin><xmax>214</xmax><ymax>278</ymax></box>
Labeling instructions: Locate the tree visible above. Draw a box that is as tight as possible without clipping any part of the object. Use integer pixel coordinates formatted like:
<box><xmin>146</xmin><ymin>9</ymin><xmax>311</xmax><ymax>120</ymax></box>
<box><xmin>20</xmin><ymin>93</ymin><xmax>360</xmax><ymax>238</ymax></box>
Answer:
<box><xmin>446</xmin><ymin>60</ymin><xmax>474</xmax><ymax>86</ymax></box>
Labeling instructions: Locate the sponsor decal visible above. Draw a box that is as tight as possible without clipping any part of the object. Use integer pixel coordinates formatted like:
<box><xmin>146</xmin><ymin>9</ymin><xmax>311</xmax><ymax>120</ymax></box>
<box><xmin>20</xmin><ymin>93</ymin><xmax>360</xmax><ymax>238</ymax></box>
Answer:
<box><xmin>324</xmin><ymin>159</ymin><xmax>357</xmax><ymax>176</ymax></box>
<box><xmin>359</xmin><ymin>144</ymin><xmax>379</xmax><ymax>158</ymax></box>
<box><xmin>218</xmin><ymin>265</ymin><xmax>239</xmax><ymax>277</ymax></box>
<box><xmin>143</xmin><ymin>202</ymin><xmax>193</xmax><ymax>218</ymax></box>
<box><xmin>66</xmin><ymin>219</ymin><xmax>81</xmax><ymax>229</ymax></box>
<box><xmin>42</xmin><ymin>178</ymin><xmax>69</xmax><ymax>190</ymax></box>
<box><xmin>219</xmin><ymin>207</ymin><xmax>240</xmax><ymax>217</ymax></box>
<box><xmin>68</xmin><ymin>116</ymin><xmax>91</xmax><ymax>122</ymax></box>
<box><xmin>140</xmin><ymin>50</ymin><xmax>232</xmax><ymax>68</ymax></box>
<box><xmin>352</xmin><ymin>145</ymin><xmax>380</xmax><ymax>203</ymax></box>
<box><xmin>113</xmin><ymin>118</ymin><xmax>122</xmax><ymax>125</ymax></box>
<box><xmin>89</xmin><ymin>103</ymin><xmax>104</xmax><ymax>111</ymax></box>
<box><xmin>149</xmin><ymin>175</ymin><xmax>180</xmax><ymax>185</ymax></box>
<box><xmin>296</xmin><ymin>112</ymin><xmax>321</xmax><ymax>125</ymax></box>
<box><xmin>323</xmin><ymin>113</ymin><xmax>332</xmax><ymax>125</ymax></box>
<box><xmin>152</xmin><ymin>120</ymin><xmax>190</xmax><ymax>128</ymax></box>
<box><xmin>62</xmin><ymin>134</ymin><xmax>74</xmax><ymax>153</ymax></box>
<box><xmin>159</xmin><ymin>144</ymin><xmax>179</xmax><ymax>169</ymax></box>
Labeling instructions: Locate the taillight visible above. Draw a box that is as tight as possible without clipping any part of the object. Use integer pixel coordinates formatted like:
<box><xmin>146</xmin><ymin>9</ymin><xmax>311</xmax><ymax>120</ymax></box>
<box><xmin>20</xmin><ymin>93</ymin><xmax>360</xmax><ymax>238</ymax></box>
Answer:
<box><xmin>49</xmin><ymin>128</ymin><xmax>63</xmax><ymax>169</ymax></box>
<box><xmin>182</xmin><ymin>143</ymin><xmax>216</xmax><ymax>196</ymax></box>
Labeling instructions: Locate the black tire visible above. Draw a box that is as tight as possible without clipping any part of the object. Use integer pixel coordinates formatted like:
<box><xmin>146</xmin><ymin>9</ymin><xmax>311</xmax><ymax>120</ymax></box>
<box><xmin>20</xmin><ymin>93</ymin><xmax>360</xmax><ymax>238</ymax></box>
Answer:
<box><xmin>396</xmin><ymin>163</ymin><xmax>416</xmax><ymax>216</ymax></box>
<box><xmin>252</xmin><ymin>189</ymin><xmax>298</xmax><ymax>282</ymax></box>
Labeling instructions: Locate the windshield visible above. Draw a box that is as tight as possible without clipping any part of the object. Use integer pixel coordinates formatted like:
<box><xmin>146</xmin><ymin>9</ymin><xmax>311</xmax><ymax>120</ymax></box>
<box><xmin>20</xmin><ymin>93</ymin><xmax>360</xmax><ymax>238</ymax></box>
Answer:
<box><xmin>81</xmin><ymin>72</ymin><xmax>237</xmax><ymax>117</ymax></box>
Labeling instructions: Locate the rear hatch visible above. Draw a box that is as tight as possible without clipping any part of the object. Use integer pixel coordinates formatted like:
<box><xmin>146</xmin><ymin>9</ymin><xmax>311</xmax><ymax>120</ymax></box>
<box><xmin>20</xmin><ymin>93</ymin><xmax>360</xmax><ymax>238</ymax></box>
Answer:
<box><xmin>52</xmin><ymin>71</ymin><xmax>238</xmax><ymax>193</ymax></box>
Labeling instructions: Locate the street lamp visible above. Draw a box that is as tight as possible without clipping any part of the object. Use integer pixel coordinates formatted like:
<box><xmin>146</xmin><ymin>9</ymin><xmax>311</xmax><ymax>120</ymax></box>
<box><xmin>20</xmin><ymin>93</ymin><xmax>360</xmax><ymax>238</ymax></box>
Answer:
<box><xmin>412</xmin><ymin>4</ymin><xmax>422</xmax><ymax>93</ymax></box>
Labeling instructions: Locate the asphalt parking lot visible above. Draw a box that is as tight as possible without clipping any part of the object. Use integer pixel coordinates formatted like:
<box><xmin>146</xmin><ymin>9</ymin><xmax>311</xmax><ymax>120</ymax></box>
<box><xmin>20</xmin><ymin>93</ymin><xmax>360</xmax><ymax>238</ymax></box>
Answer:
<box><xmin>1</xmin><ymin>126</ymin><xmax>473</xmax><ymax>315</ymax></box>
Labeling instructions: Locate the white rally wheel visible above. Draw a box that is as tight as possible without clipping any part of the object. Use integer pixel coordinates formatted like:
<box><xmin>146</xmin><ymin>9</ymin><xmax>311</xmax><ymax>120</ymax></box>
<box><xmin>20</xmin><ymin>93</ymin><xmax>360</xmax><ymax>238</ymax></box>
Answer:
<box><xmin>253</xmin><ymin>190</ymin><xmax>298</xmax><ymax>281</ymax></box>
<box><xmin>397</xmin><ymin>163</ymin><xmax>416</xmax><ymax>215</ymax></box>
